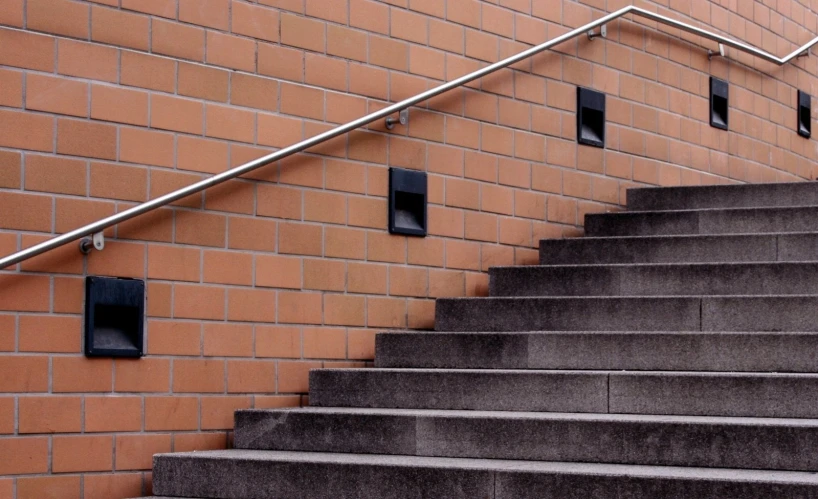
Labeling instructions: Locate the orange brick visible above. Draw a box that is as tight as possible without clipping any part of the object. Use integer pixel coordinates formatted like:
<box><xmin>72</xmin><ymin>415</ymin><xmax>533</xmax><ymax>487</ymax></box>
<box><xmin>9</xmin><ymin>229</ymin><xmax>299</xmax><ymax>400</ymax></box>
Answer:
<box><xmin>206</xmin><ymin>31</ymin><xmax>256</xmax><ymax>72</ymax></box>
<box><xmin>17</xmin><ymin>476</ymin><xmax>80</xmax><ymax>498</ymax></box>
<box><xmin>55</xmin><ymin>197</ymin><xmax>115</xmax><ymax>233</ymax></box>
<box><xmin>278</xmin><ymin>291</ymin><xmax>322</xmax><ymax>324</ymax></box>
<box><xmin>232</xmin><ymin>0</ymin><xmax>279</xmax><ymax>42</ymax></box>
<box><xmin>19</xmin><ymin>315</ymin><xmax>81</xmax><ymax>353</ymax></box>
<box><xmin>367</xmin><ymin>296</ymin><xmax>407</xmax><ymax>328</ymax></box>
<box><xmin>0</xmin><ymin>149</ymin><xmax>21</xmax><ymax>189</ymax></box>
<box><xmin>177</xmin><ymin>135</ymin><xmax>229</xmax><ymax>175</ymax></box>
<box><xmin>147</xmin><ymin>320</ymin><xmax>202</xmax><ymax>356</ymax></box>
<box><xmin>201</xmin><ymin>396</ymin><xmax>251</xmax><ymax>429</ymax></box>
<box><xmin>256</xmin><ymin>254</ymin><xmax>302</xmax><ymax>289</ymax></box>
<box><xmin>152</xmin><ymin>18</ymin><xmax>205</xmax><ymax>61</ymax></box>
<box><xmin>279</xmin><ymin>223</ymin><xmax>323</xmax><ymax>256</ymax></box>
<box><xmin>348</xmin><ymin>197</ymin><xmax>387</xmax><ymax>229</ymax></box>
<box><xmin>90</xmin><ymin>162</ymin><xmax>148</xmax><ymax>202</ymax></box>
<box><xmin>174</xmin><ymin>284</ymin><xmax>226</xmax><ymax>320</ymax></box>
<box><xmin>0</xmin><ymin>0</ymin><xmax>23</xmax><ymax>26</ymax></box>
<box><xmin>226</xmin><ymin>216</ymin><xmax>276</xmax><ymax>252</ymax></box>
<box><xmin>23</xmin><ymin>155</ymin><xmax>86</xmax><ymax>196</ymax></box>
<box><xmin>281</xmin><ymin>83</ymin><xmax>324</xmax><ymax>120</ymax></box>
<box><xmin>499</xmin><ymin>216</ymin><xmax>532</xmax><ymax>246</ymax></box>
<box><xmin>25</xmin><ymin>73</ymin><xmax>87</xmax><ymax>117</ymax></box>
<box><xmin>227</xmin><ymin>360</ymin><xmax>277</xmax><ymax>392</ymax></box>
<box><xmin>115</xmin><ymin>358</ymin><xmax>171</xmax><ymax>392</ymax></box>
<box><xmin>116</xmin><ymin>434</ymin><xmax>171</xmax><ymax>471</ymax></box>
<box><xmin>256</xmin><ymin>326</ymin><xmax>302</xmax><ymax>358</ymax></box>
<box><xmin>85</xmin><ymin>396</ymin><xmax>143</xmax><ymax>432</ymax></box>
<box><xmin>53</xmin><ymin>277</ymin><xmax>84</xmax><ymax>314</ymax></box>
<box><xmin>349</xmin><ymin>63</ymin><xmax>388</xmax><ymax>99</ymax></box>
<box><xmin>405</xmin><ymin>237</ymin><xmax>443</xmax><ymax>268</ymax></box>
<box><xmin>327</xmin><ymin>25</ymin><xmax>367</xmax><ymax>62</ymax></box>
<box><xmin>84</xmin><ymin>473</ymin><xmax>144</xmax><ymax>499</ymax></box>
<box><xmin>347</xmin><ymin>329</ymin><xmax>376</xmax><ymax>359</ymax></box>
<box><xmin>304</xmin><ymin>190</ymin><xmax>347</xmax><ymax>225</ymax></box>
<box><xmin>147</xmin><ymin>245</ymin><xmax>201</xmax><ymax>282</ymax></box>
<box><xmin>367</xmin><ymin>232</ymin><xmax>407</xmax><ymax>263</ymax></box>
<box><xmin>281</xmin><ymin>13</ymin><xmax>325</xmax><ymax>52</ymax></box>
<box><xmin>302</xmin><ymin>258</ymin><xmax>344</xmax><ymax>292</ymax></box>
<box><xmin>0</xmin><ymin>316</ymin><xmax>12</xmax><ymax>353</ymax></box>
<box><xmin>0</xmin><ymin>437</ymin><xmax>48</xmax><ymax>474</ymax></box>
<box><xmin>19</xmin><ymin>396</ymin><xmax>81</xmax><ymax>433</ymax></box>
<box><xmin>121</xmin><ymin>51</ymin><xmax>176</xmax><ymax>92</ymax></box>
<box><xmin>180</xmin><ymin>0</ymin><xmax>229</xmax><ymax>29</ymax></box>
<box><xmin>173</xmin><ymin>358</ymin><xmax>225</xmax><ymax>393</ymax></box>
<box><xmin>347</xmin><ymin>262</ymin><xmax>387</xmax><ymax>295</ymax></box>
<box><xmin>227</xmin><ymin>288</ymin><xmax>277</xmax><ymax>323</ymax></box>
<box><xmin>0</xmin><ymin>29</ymin><xmax>54</xmax><ymax>72</ymax></box>
<box><xmin>0</xmin><ymin>108</ymin><xmax>54</xmax><ymax>152</ymax></box>
<box><xmin>147</xmin><ymin>281</ymin><xmax>172</xmax><ymax>318</ymax></box>
<box><xmin>91</xmin><ymin>5</ymin><xmax>150</xmax><ymax>50</ymax></box>
<box><xmin>27</xmin><ymin>0</ymin><xmax>89</xmax><ymax>38</ymax></box>
<box><xmin>254</xmin><ymin>395</ymin><xmax>301</xmax><ymax>408</ymax></box>
<box><xmin>58</xmin><ymin>39</ymin><xmax>117</xmax><ymax>82</ymax></box>
<box><xmin>206</xmin><ymin>104</ymin><xmax>255</xmax><ymax>143</ymax></box>
<box><xmin>123</xmin><ymin>0</ymin><xmax>176</xmax><ymax>16</ymax></box>
<box><xmin>120</xmin><ymin>127</ymin><xmax>175</xmax><ymax>168</ymax></box>
<box><xmin>174</xmin><ymin>432</ymin><xmax>228</xmax><ymax>452</ymax></box>
<box><xmin>231</xmin><ymin>73</ymin><xmax>278</xmax><ymax>112</ymax></box>
<box><xmin>176</xmin><ymin>63</ymin><xmax>228</xmax><ymax>103</ymax></box>
<box><xmin>53</xmin><ymin>435</ymin><xmax>113</xmax><ymax>472</ymax></box>
<box><xmin>0</xmin><ymin>355</ymin><xmax>48</xmax><ymax>392</ymax></box>
<box><xmin>204</xmin><ymin>323</ymin><xmax>254</xmax><ymax>357</ymax></box>
<box><xmin>145</xmin><ymin>396</ymin><xmax>199</xmax><ymax>430</ymax></box>
<box><xmin>203</xmin><ymin>250</ymin><xmax>253</xmax><ymax>286</ymax></box>
<box><xmin>175</xmin><ymin>210</ymin><xmax>226</xmax><ymax>247</ymax></box>
<box><xmin>390</xmin><ymin>266</ymin><xmax>428</xmax><ymax>297</ymax></box>
<box><xmin>91</xmin><ymin>84</ymin><xmax>149</xmax><ymax>126</ymax></box>
<box><xmin>325</xmin><ymin>226</ymin><xmax>366</xmax><ymax>259</ymax></box>
<box><xmin>303</xmin><ymin>327</ymin><xmax>346</xmax><ymax>359</ymax></box>
<box><xmin>56</xmin><ymin>118</ymin><xmax>117</xmax><ymax>160</ymax></box>
<box><xmin>408</xmin><ymin>299</ymin><xmax>435</xmax><ymax>329</ymax></box>
<box><xmin>277</xmin><ymin>360</ymin><xmax>321</xmax><ymax>393</ymax></box>
<box><xmin>446</xmin><ymin>239</ymin><xmax>480</xmax><ymax>270</ymax></box>
<box><xmin>151</xmin><ymin>94</ymin><xmax>204</xmax><ymax>134</ymax></box>
<box><xmin>430</xmin><ymin>269</ymin><xmax>466</xmax><ymax>297</ymax></box>
<box><xmin>258</xmin><ymin>43</ymin><xmax>304</xmax><ymax>82</ymax></box>
<box><xmin>465</xmin><ymin>211</ymin><xmax>499</xmax><ymax>242</ymax></box>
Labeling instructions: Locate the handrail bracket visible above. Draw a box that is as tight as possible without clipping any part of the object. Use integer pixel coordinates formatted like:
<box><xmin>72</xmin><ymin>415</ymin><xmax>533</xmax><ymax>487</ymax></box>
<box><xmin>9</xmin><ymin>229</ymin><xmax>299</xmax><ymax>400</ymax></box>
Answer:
<box><xmin>385</xmin><ymin>109</ymin><xmax>409</xmax><ymax>130</ymax></box>
<box><xmin>80</xmin><ymin>232</ymin><xmax>105</xmax><ymax>255</ymax></box>
<box><xmin>708</xmin><ymin>43</ymin><xmax>725</xmax><ymax>60</ymax></box>
<box><xmin>587</xmin><ymin>24</ymin><xmax>607</xmax><ymax>40</ymax></box>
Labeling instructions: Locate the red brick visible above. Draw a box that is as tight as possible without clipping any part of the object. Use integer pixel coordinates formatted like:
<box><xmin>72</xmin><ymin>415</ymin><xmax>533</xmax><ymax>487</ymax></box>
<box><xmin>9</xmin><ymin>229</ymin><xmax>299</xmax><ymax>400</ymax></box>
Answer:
<box><xmin>19</xmin><ymin>396</ymin><xmax>81</xmax><ymax>433</ymax></box>
<box><xmin>0</xmin><ymin>273</ymin><xmax>50</xmax><ymax>312</ymax></box>
<box><xmin>19</xmin><ymin>315</ymin><xmax>81</xmax><ymax>353</ymax></box>
<box><xmin>258</xmin><ymin>43</ymin><xmax>304</xmax><ymax>82</ymax></box>
<box><xmin>278</xmin><ymin>291</ymin><xmax>323</xmax><ymax>324</ymax></box>
<box><xmin>180</xmin><ymin>0</ymin><xmax>229</xmax><ymax>29</ymax></box>
<box><xmin>58</xmin><ymin>39</ymin><xmax>117</xmax><ymax>82</ymax></box>
<box><xmin>56</xmin><ymin>118</ymin><xmax>117</xmax><ymax>160</ymax></box>
<box><xmin>25</xmin><ymin>73</ymin><xmax>87</xmax><ymax>117</ymax></box>
<box><xmin>173</xmin><ymin>359</ymin><xmax>225</xmax><ymax>393</ymax></box>
<box><xmin>0</xmin><ymin>29</ymin><xmax>55</xmax><ymax>72</ymax></box>
<box><xmin>91</xmin><ymin>5</ymin><xmax>150</xmax><ymax>50</ymax></box>
<box><xmin>121</xmin><ymin>52</ymin><xmax>176</xmax><ymax>92</ymax></box>
<box><xmin>256</xmin><ymin>326</ymin><xmax>302</xmax><ymax>358</ymax></box>
<box><xmin>120</xmin><ymin>127</ymin><xmax>175</xmax><ymax>168</ymax></box>
<box><xmin>152</xmin><ymin>19</ymin><xmax>205</xmax><ymax>61</ymax></box>
<box><xmin>0</xmin><ymin>438</ymin><xmax>48</xmax><ymax>474</ymax></box>
<box><xmin>115</xmin><ymin>358</ymin><xmax>171</xmax><ymax>392</ymax></box>
<box><xmin>53</xmin><ymin>435</ymin><xmax>113</xmax><ymax>472</ymax></box>
<box><xmin>203</xmin><ymin>250</ymin><xmax>253</xmax><ymax>286</ymax></box>
<box><xmin>17</xmin><ymin>476</ymin><xmax>80</xmax><ymax>498</ymax></box>
<box><xmin>227</xmin><ymin>288</ymin><xmax>277</xmax><ymax>323</ymax></box>
<box><xmin>0</xmin><ymin>108</ymin><xmax>54</xmax><ymax>152</ymax></box>
<box><xmin>303</xmin><ymin>327</ymin><xmax>346</xmax><ymax>359</ymax></box>
<box><xmin>0</xmin><ymin>69</ymin><xmax>21</xmax><ymax>107</ymax></box>
<box><xmin>206</xmin><ymin>31</ymin><xmax>256</xmax><ymax>72</ymax></box>
<box><xmin>367</xmin><ymin>296</ymin><xmax>407</xmax><ymax>328</ymax></box>
<box><xmin>281</xmin><ymin>12</ymin><xmax>325</xmax><ymax>52</ymax></box>
<box><xmin>256</xmin><ymin>254</ymin><xmax>302</xmax><ymax>289</ymax></box>
<box><xmin>173</xmin><ymin>284</ymin><xmax>226</xmax><ymax>320</ymax></box>
<box><xmin>174</xmin><ymin>432</ymin><xmax>228</xmax><ymax>452</ymax></box>
<box><xmin>116</xmin><ymin>434</ymin><xmax>171</xmax><ymax>470</ymax></box>
<box><xmin>24</xmin><ymin>155</ymin><xmax>86</xmax><ymax>196</ymax></box>
<box><xmin>85</xmin><ymin>396</ymin><xmax>143</xmax><ymax>432</ymax></box>
<box><xmin>84</xmin><ymin>473</ymin><xmax>144</xmax><ymax>499</ymax></box>
<box><xmin>175</xmin><ymin>211</ymin><xmax>226</xmax><ymax>247</ymax></box>
<box><xmin>231</xmin><ymin>73</ymin><xmax>279</xmax><ymax>112</ymax></box>
<box><xmin>201</xmin><ymin>396</ymin><xmax>251</xmax><ymax>429</ymax></box>
<box><xmin>147</xmin><ymin>320</ymin><xmax>202</xmax><ymax>356</ymax></box>
<box><xmin>27</xmin><ymin>0</ymin><xmax>89</xmax><ymax>38</ymax></box>
<box><xmin>232</xmin><ymin>0</ymin><xmax>279</xmax><ymax>42</ymax></box>
<box><xmin>277</xmin><ymin>360</ymin><xmax>321</xmax><ymax>393</ymax></box>
<box><xmin>227</xmin><ymin>360</ymin><xmax>277</xmax><ymax>392</ymax></box>
<box><xmin>279</xmin><ymin>223</ymin><xmax>323</xmax><ymax>256</ymax></box>
<box><xmin>146</xmin><ymin>396</ymin><xmax>199</xmax><ymax>430</ymax></box>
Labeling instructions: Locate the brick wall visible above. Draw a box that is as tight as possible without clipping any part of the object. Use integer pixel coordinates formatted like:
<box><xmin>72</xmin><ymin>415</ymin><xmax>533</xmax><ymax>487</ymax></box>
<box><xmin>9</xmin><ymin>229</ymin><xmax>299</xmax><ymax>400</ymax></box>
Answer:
<box><xmin>1</xmin><ymin>0</ymin><xmax>817</xmax><ymax>496</ymax></box>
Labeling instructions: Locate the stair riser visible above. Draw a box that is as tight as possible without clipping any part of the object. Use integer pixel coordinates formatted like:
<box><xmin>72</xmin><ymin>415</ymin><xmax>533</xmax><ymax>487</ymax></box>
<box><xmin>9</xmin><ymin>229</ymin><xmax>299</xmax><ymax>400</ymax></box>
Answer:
<box><xmin>489</xmin><ymin>264</ymin><xmax>818</xmax><ymax>297</ymax></box>
<box><xmin>375</xmin><ymin>332</ymin><xmax>818</xmax><ymax>372</ymax></box>
<box><xmin>152</xmin><ymin>454</ymin><xmax>818</xmax><ymax>499</ymax></box>
<box><xmin>234</xmin><ymin>411</ymin><xmax>818</xmax><ymax>472</ymax></box>
<box><xmin>585</xmin><ymin>207</ymin><xmax>818</xmax><ymax>237</ymax></box>
<box><xmin>435</xmin><ymin>297</ymin><xmax>818</xmax><ymax>332</ymax></box>
<box><xmin>309</xmin><ymin>370</ymin><xmax>609</xmax><ymax>412</ymax></box>
<box><xmin>311</xmin><ymin>370</ymin><xmax>818</xmax><ymax>418</ymax></box>
<box><xmin>627</xmin><ymin>183</ymin><xmax>818</xmax><ymax>211</ymax></box>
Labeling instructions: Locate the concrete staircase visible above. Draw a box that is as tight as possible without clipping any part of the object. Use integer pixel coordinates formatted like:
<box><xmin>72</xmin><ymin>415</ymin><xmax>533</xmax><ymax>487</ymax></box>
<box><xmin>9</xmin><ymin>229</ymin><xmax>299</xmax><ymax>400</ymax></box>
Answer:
<box><xmin>145</xmin><ymin>182</ymin><xmax>818</xmax><ymax>498</ymax></box>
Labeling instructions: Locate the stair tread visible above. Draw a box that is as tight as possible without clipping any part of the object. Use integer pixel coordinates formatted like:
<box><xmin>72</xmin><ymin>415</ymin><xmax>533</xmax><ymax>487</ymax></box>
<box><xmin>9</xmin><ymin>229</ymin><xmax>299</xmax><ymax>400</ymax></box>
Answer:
<box><xmin>313</xmin><ymin>367</ymin><xmax>818</xmax><ymax>378</ymax></box>
<box><xmin>154</xmin><ymin>449</ymin><xmax>818</xmax><ymax>483</ymax></box>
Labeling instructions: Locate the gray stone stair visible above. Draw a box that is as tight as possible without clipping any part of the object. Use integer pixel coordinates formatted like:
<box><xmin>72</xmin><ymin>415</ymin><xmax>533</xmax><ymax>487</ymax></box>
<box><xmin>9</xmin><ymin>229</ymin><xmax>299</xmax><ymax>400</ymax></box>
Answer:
<box><xmin>585</xmin><ymin>206</ymin><xmax>818</xmax><ymax>237</ymax></box>
<box><xmin>489</xmin><ymin>262</ymin><xmax>818</xmax><ymax>296</ymax></box>
<box><xmin>374</xmin><ymin>331</ymin><xmax>818</xmax><ymax>372</ymax></box>
<box><xmin>309</xmin><ymin>368</ymin><xmax>818</xmax><ymax>418</ymax></box>
<box><xmin>539</xmin><ymin>232</ymin><xmax>818</xmax><ymax>265</ymax></box>
<box><xmin>628</xmin><ymin>182</ymin><xmax>818</xmax><ymax>211</ymax></box>
<box><xmin>434</xmin><ymin>295</ymin><xmax>818</xmax><ymax>332</ymax></box>
<box><xmin>149</xmin><ymin>450</ymin><xmax>818</xmax><ymax>499</ymax></box>
<box><xmin>146</xmin><ymin>181</ymin><xmax>818</xmax><ymax>498</ymax></box>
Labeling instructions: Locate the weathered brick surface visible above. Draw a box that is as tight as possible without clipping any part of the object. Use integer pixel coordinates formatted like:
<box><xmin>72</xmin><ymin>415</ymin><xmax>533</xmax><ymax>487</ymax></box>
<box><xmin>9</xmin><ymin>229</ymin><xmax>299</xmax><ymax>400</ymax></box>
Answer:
<box><xmin>0</xmin><ymin>0</ymin><xmax>816</xmax><ymax>495</ymax></box>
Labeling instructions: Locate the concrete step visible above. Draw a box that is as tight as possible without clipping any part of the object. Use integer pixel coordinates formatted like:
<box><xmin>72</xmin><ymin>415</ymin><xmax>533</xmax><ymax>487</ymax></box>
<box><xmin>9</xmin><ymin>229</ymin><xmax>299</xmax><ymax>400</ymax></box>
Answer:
<box><xmin>627</xmin><ymin>182</ymin><xmax>818</xmax><ymax>211</ymax></box>
<box><xmin>374</xmin><ymin>331</ymin><xmax>818</xmax><ymax>372</ymax></box>
<box><xmin>150</xmin><ymin>449</ymin><xmax>818</xmax><ymax>499</ymax></box>
<box><xmin>310</xmin><ymin>369</ymin><xmax>818</xmax><ymax>418</ymax></box>
<box><xmin>233</xmin><ymin>408</ymin><xmax>818</xmax><ymax>472</ymax></box>
<box><xmin>539</xmin><ymin>232</ymin><xmax>818</xmax><ymax>265</ymax></box>
<box><xmin>489</xmin><ymin>262</ymin><xmax>818</xmax><ymax>296</ymax></box>
<box><xmin>435</xmin><ymin>295</ymin><xmax>818</xmax><ymax>332</ymax></box>
<box><xmin>584</xmin><ymin>206</ymin><xmax>818</xmax><ymax>237</ymax></box>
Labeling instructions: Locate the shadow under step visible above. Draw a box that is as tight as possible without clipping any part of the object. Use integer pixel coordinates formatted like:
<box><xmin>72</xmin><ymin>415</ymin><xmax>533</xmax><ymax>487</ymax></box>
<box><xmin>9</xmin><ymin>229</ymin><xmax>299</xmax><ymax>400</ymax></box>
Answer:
<box><xmin>309</xmin><ymin>368</ymin><xmax>818</xmax><ymax>418</ymax></box>
<box><xmin>627</xmin><ymin>182</ymin><xmax>818</xmax><ymax>212</ymax></box>
<box><xmin>584</xmin><ymin>206</ymin><xmax>818</xmax><ymax>237</ymax></box>
<box><xmin>150</xmin><ymin>450</ymin><xmax>818</xmax><ymax>499</ymax></box>
<box><xmin>539</xmin><ymin>232</ymin><xmax>818</xmax><ymax>265</ymax></box>
<box><xmin>375</xmin><ymin>331</ymin><xmax>818</xmax><ymax>372</ymax></box>
<box><xmin>434</xmin><ymin>296</ymin><xmax>818</xmax><ymax>332</ymax></box>
<box><xmin>489</xmin><ymin>262</ymin><xmax>818</xmax><ymax>297</ymax></box>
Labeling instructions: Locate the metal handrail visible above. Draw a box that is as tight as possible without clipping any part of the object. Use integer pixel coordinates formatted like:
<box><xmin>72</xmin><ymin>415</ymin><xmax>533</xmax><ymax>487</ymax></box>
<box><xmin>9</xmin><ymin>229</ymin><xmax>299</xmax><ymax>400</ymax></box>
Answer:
<box><xmin>2</xmin><ymin>4</ymin><xmax>817</xmax><ymax>270</ymax></box>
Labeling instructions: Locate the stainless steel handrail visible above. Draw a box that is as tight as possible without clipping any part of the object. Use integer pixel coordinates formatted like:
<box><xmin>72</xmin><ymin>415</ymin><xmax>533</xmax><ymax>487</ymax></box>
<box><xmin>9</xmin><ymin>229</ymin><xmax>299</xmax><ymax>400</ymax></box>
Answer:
<box><xmin>2</xmin><ymin>5</ymin><xmax>817</xmax><ymax>269</ymax></box>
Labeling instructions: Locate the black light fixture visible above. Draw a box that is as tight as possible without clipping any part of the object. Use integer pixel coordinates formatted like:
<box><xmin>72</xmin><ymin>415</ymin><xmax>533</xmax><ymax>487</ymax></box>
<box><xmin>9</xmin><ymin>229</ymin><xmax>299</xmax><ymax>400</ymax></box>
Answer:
<box><xmin>388</xmin><ymin>167</ymin><xmax>427</xmax><ymax>237</ymax></box>
<box><xmin>798</xmin><ymin>90</ymin><xmax>811</xmax><ymax>138</ymax></box>
<box><xmin>710</xmin><ymin>76</ymin><xmax>728</xmax><ymax>130</ymax></box>
<box><xmin>84</xmin><ymin>276</ymin><xmax>145</xmax><ymax>358</ymax></box>
<box><xmin>576</xmin><ymin>87</ymin><xmax>605</xmax><ymax>148</ymax></box>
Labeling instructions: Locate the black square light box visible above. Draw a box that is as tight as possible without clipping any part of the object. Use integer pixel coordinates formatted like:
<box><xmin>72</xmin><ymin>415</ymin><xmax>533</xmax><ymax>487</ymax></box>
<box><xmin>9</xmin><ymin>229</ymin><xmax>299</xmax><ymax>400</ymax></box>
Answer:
<box><xmin>710</xmin><ymin>77</ymin><xmax>728</xmax><ymax>130</ymax></box>
<box><xmin>389</xmin><ymin>167</ymin><xmax>427</xmax><ymax>237</ymax></box>
<box><xmin>798</xmin><ymin>90</ymin><xmax>811</xmax><ymax>138</ymax></box>
<box><xmin>577</xmin><ymin>87</ymin><xmax>605</xmax><ymax>148</ymax></box>
<box><xmin>85</xmin><ymin>276</ymin><xmax>145</xmax><ymax>358</ymax></box>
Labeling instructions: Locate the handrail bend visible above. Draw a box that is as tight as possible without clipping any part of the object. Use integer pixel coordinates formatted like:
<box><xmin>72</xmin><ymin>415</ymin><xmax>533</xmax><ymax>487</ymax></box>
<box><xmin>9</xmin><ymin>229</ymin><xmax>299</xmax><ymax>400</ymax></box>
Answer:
<box><xmin>2</xmin><ymin>5</ymin><xmax>817</xmax><ymax>270</ymax></box>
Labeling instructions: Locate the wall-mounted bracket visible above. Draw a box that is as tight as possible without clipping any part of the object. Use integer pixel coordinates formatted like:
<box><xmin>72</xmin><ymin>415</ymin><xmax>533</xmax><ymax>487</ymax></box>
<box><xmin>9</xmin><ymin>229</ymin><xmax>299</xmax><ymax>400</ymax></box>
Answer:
<box><xmin>80</xmin><ymin>232</ymin><xmax>105</xmax><ymax>254</ymax></box>
<box><xmin>385</xmin><ymin>109</ymin><xmax>409</xmax><ymax>130</ymax></box>
<box><xmin>798</xmin><ymin>50</ymin><xmax>810</xmax><ymax>58</ymax></box>
<box><xmin>708</xmin><ymin>43</ymin><xmax>725</xmax><ymax>60</ymax></box>
<box><xmin>587</xmin><ymin>24</ymin><xmax>606</xmax><ymax>40</ymax></box>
